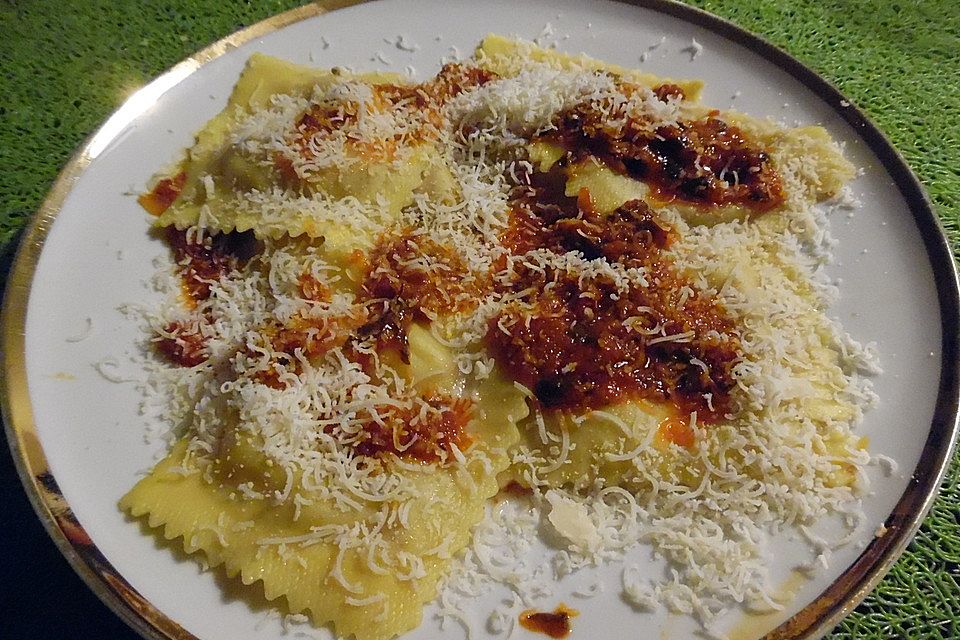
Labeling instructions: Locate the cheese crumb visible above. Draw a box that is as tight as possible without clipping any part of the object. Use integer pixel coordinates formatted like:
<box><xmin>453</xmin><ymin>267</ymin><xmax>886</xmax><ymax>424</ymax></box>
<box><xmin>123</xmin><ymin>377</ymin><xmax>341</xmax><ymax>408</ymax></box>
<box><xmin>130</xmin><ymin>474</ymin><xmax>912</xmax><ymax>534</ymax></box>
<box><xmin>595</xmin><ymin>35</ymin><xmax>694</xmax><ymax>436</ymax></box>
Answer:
<box><xmin>545</xmin><ymin>490</ymin><xmax>601</xmax><ymax>552</ymax></box>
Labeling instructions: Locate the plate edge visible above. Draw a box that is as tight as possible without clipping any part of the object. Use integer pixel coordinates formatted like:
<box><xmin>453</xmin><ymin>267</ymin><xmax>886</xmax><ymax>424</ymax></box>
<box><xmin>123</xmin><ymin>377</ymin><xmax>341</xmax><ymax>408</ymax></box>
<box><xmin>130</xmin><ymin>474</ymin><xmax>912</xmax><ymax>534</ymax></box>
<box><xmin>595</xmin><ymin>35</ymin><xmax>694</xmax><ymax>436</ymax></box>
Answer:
<box><xmin>625</xmin><ymin>1</ymin><xmax>960</xmax><ymax>637</ymax></box>
<box><xmin>1</xmin><ymin>1</ymin><xmax>957</xmax><ymax>639</ymax></box>
<box><xmin>0</xmin><ymin>3</ymin><xmax>356</xmax><ymax>640</ymax></box>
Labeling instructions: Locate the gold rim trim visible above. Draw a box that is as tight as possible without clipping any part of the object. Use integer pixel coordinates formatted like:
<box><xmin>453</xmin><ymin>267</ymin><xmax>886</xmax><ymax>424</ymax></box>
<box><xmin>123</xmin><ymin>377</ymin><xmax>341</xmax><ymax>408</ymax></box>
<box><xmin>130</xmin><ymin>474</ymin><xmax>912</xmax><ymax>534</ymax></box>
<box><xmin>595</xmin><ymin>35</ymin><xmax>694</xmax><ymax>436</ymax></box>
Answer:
<box><xmin>0</xmin><ymin>3</ymin><xmax>359</xmax><ymax>639</ymax></box>
<box><xmin>1</xmin><ymin>1</ymin><xmax>958</xmax><ymax>639</ymax></box>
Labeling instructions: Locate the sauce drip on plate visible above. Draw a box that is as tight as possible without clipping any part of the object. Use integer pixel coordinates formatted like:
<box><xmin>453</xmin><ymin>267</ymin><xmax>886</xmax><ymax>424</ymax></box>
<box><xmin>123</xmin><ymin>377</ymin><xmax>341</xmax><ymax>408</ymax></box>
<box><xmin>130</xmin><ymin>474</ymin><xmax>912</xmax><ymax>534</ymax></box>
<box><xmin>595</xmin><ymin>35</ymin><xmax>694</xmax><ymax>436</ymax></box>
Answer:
<box><xmin>519</xmin><ymin>604</ymin><xmax>579</xmax><ymax>638</ymax></box>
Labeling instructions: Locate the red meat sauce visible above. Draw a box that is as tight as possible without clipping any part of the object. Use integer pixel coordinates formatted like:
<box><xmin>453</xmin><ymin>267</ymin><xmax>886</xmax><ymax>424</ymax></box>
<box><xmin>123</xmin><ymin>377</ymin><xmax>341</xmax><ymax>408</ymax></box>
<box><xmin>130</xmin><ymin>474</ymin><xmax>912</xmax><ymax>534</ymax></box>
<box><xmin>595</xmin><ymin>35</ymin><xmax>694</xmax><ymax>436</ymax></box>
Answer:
<box><xmin>297</xmin><ymin>230</ymin><xmax>484</xmax><ymax>464</ymax></box>
<box><xmin>487</xmin><ymin>171</ymin><xmax>741</xmax><ymax>423</ymax></box>
<box><xmin>278</xmin><ymin>63</ymin><xmax>498</xmax><ymax>179</ymax></box>
<box><xmin>238</xmin><ymin>317</ymin><xmax>475</xmax><ymax>464</ymax></box>
<box><xmin>153</xmin><ymin>321</ymin><xmax>208</xmax><ymax>368</ymax></box>
<box><xmin>652</xmin><ymin>82</ymin><xmax>687</xmax><ymax>102</ymax></box>
<box><xmin>358</xmin><ymin>230</ymin><xmax>488</xmax><ymax>364</ymax></box>
<box><xmin>352</xmin><ymin>395</ymin><xmax>475</xmax><ymax>464</ymax></box>
<box><xmin>539</xmin><ymin>81</ymin><xmax>785</xmax><ymax>212</ymax></box>
<box><xmin>250</xmin><ymin>309</ymin><xmax>476</xmax><ymax>464</ymax></box>
<box><xmin>153</xmin><ymin>227</ymin><xmax>260</xmax><ymax>368</ymax></box>
<box><xmin>241</xmin><ymin>228</ymin><xmax>468</xmax><ymax>378</ymax></box>
<box><xmin>143</xmin><ymin>73</ymin><xmax>748</xmax><ymax>463</ymax></box>
<box><xmin>249</xmin><ymin>227</ymin><xmax>482</xmax><ymax>463</ymax></box>
<box><xmin>151</xmin><ymin>223</ymin><xmax>481</xmax><ymax>465</ymax></box>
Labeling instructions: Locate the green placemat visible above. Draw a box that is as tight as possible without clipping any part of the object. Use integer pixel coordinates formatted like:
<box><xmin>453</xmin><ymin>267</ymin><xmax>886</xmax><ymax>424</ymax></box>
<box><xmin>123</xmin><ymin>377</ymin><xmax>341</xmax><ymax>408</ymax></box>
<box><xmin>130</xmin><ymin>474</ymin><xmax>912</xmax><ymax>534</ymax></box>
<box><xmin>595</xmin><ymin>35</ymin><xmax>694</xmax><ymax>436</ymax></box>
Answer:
<box><xmin>1</xmin><ymin>1</ymin><xmax>957</xmax><ymax>638</ymax></box>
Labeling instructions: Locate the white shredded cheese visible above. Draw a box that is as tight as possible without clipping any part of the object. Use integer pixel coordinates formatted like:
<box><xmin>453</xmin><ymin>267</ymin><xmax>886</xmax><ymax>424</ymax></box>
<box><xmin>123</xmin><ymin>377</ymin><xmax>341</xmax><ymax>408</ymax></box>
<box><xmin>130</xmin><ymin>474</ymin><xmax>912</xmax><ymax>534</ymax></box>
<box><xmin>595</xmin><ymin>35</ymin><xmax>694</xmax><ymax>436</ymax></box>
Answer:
<box><xmin>127</xmin><ymin>42</ymin><xmax>881</xmax><ymax>639</ymax></box>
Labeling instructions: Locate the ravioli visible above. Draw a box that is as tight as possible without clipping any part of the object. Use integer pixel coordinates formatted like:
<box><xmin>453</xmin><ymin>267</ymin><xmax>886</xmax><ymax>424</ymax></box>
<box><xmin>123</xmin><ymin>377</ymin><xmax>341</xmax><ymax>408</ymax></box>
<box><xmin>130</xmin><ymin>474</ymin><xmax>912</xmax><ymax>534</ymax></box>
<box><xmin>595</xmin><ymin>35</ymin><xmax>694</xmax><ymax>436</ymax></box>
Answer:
<box><xmin>125</xmin><ymin>35</ymin><xmax>873</xmax><ymax>639</ymax></box>
<box><xmin>151</xmin><ymin>54</ymin><xmax>450</xmax><ymax>240</ymax></box>
<box><xmin>122</xmin><ymin>365</ymin><xmax>526</xmax><ymax>640</ymax></box>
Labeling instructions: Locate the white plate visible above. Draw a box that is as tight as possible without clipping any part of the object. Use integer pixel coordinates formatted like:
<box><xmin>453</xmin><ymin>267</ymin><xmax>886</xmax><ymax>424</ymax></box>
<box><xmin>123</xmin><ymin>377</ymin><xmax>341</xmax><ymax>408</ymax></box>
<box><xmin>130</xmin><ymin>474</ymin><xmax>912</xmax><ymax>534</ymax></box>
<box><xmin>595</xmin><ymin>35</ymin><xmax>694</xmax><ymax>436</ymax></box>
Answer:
<box><xmin>4</xmin><ymin>1</ymin><xmax>958</xmax><ymax>639</ymax></box>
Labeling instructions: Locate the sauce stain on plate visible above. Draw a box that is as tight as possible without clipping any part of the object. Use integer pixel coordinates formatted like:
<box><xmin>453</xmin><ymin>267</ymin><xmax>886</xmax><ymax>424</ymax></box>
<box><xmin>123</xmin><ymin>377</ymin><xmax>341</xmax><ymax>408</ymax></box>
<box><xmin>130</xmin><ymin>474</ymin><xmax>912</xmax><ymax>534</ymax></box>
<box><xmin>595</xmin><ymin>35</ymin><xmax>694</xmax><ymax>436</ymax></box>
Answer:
<box><xmin>519</xmin><ymin>604</ymin><xmax>580</xmax><ymax>638</ymax></box>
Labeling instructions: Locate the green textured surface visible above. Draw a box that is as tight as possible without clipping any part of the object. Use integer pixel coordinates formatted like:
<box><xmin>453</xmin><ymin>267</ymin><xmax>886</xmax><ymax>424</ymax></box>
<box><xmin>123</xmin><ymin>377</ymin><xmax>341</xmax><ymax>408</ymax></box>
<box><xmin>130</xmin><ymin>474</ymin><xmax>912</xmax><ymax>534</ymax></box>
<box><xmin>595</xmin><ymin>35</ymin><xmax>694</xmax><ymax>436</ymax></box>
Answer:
<box><xmin>0</xmin><ymin>1</ymin><xmax>958</xmax><ymax>639</ymax></box>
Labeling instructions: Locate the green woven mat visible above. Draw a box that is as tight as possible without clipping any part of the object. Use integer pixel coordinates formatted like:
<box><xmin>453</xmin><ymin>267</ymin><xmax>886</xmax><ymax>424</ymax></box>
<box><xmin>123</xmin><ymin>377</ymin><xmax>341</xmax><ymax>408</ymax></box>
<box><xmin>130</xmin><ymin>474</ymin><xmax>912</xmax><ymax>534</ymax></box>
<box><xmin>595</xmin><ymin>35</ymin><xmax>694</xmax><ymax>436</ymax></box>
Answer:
<box><xmin>1</xmin><ymin>1</ymin><xmax>957</xmax><ymax>638</ymax></box>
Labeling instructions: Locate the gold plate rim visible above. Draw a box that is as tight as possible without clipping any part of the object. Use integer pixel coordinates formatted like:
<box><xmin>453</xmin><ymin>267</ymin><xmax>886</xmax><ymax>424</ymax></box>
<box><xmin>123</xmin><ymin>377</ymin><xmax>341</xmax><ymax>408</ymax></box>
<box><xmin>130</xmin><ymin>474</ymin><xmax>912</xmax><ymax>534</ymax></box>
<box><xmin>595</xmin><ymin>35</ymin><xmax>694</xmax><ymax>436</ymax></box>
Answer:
<box><xmin>0</xmin><ymin>3</ymin><xmax>354</xmax><ymax>639</ymax></box>
<box><xmin>2</xmin><ymin>1</ymin><xmax>958</xmax><ymax>639</ymax></box>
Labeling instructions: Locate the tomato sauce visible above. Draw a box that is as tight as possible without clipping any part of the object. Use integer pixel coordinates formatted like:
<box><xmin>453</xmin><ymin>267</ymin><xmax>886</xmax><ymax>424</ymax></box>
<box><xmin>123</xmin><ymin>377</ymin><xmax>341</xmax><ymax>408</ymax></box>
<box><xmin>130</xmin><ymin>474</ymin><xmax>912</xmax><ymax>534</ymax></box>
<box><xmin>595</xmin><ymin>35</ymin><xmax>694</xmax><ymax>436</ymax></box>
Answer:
<box><xmin>138</xmin><ymin>171</ymin><xmax>186</xmax><ymax>216</ymax></box>
<box><xmin>354</xmin><ymin>395</ymin><xmax>475</xmax><ymax>464</ymax></box>
<box><xmin>542</xmin><ymin>83</ymin><xmax>785</xmax><ymax>212</ymax></box>
<box><xmin>488</xmin><ymin>184</ymin><xmax>740</xmax><ymax>421</ymax></box>
<box><xmin>519</xmin><ymin>604</ymin><xmax>579</xmax><ymax>639</ymax></box>
<box><xmin>657</xmin><ymin>414</ymin><xmax>695</xmax><ymax>448</ymax></box>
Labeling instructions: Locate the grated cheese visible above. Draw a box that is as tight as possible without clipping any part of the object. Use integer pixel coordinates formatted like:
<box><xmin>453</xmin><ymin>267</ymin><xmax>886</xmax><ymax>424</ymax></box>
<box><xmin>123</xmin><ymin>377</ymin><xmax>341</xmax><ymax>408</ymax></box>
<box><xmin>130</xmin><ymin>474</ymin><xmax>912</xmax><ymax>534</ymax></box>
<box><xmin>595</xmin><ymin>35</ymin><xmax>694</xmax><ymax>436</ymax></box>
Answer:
<box><xmin>127</xmin><ymin>37</ymin><xmax>883</xmax><ymax>640</ymax></box>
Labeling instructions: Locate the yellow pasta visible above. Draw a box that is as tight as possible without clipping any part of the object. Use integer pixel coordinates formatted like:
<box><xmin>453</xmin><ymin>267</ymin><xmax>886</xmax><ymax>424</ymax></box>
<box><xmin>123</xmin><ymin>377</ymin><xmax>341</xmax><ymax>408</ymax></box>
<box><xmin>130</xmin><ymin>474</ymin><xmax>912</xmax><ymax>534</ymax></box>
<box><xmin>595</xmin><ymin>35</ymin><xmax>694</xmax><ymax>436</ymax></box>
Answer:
<box><xmin>123</xmin><ymin>343</ymin><xmax>527</xmax><ymax>640</ymax></box>
<box><xmin>154</xmin><ymin>54</ymin><xmax>443</xmax><ymax>238</ymax></box>
<box><xmin>124</xmin><ymin>34</ymin><xmax>874</xmax><ymax>638</ymax></box>
<box><xmin>477</xmin><ymin>34</ymin><xmax>703</xmax><ymax>100</ymax></box>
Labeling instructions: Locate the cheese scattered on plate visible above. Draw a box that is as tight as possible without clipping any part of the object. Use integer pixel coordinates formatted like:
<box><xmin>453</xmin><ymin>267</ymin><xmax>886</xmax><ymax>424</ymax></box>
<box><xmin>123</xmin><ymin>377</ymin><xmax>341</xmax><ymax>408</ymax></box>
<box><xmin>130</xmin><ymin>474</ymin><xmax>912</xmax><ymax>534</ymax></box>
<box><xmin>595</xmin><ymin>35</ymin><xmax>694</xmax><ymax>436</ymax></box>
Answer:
<box><xmin>123</xmin><ymin>35</ymin><xmax>876</xmax><ymax>639</ymax></box>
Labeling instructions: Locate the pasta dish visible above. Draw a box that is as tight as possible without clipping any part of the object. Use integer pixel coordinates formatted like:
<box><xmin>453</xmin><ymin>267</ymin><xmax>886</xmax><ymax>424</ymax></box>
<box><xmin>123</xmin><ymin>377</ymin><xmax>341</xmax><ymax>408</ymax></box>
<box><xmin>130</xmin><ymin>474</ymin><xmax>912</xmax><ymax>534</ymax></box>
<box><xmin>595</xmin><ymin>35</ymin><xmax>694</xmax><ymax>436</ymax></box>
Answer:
<box><xmin>122</xmin><ymin>36</ymin><xmax>876</xmax><ymax>639</ymax></box>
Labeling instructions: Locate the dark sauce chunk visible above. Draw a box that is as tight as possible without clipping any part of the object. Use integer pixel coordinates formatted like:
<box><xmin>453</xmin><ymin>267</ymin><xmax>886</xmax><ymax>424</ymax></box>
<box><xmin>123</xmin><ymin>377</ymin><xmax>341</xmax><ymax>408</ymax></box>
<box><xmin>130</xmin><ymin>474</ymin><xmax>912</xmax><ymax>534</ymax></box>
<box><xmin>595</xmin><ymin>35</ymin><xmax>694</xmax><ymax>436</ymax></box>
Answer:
<box><xmin>545</xmin><ymin>83</ymin><xmax>785</xmax><ymax>212</ymax></box>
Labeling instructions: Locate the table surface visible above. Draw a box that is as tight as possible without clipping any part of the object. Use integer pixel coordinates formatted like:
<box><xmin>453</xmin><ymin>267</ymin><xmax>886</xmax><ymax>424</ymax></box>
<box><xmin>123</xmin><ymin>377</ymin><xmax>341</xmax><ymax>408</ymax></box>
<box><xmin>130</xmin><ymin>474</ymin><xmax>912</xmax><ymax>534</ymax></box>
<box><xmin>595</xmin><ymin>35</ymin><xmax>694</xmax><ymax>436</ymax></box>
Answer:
<box><xmin>1</xmin><ymin>1</ymin><xmax>958</xmax><ymax>638</ymax></box>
